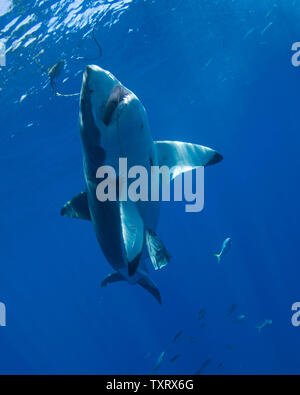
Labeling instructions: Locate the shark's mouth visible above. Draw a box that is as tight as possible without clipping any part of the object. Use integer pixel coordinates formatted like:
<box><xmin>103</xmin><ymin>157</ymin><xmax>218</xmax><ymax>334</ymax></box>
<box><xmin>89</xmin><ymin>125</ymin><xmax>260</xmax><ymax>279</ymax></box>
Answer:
<box><xmin>102</xmin><ymin>85</ymin><xmax>129</xmax><ymax>126</ymax></box>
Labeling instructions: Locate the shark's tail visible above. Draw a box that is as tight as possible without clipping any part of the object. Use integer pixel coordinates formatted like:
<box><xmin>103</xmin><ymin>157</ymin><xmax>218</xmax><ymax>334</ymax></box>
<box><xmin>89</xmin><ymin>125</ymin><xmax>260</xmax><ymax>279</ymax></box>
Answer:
<box><xmin>101</xmin><ymin>271</ymin><xmax>162</xmax><ymax>305</ymax></box>
<box><xmin>214</xmin><ymin>254</ymin><xmax>221</xmax><ymax>264</ymax></box>
<box><xmin>138</xmin><ymin>275</ymin><xmax>162</xmax><ymax>305</ymax></box>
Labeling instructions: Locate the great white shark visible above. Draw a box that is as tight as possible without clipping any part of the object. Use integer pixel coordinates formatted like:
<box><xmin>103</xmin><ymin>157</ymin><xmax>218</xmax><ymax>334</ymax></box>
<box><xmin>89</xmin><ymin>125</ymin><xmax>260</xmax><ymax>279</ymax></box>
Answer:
<box><xmin>61</xmin><ymin>65</ymin><xmax>223</xmax><ymax>304</ymax></box>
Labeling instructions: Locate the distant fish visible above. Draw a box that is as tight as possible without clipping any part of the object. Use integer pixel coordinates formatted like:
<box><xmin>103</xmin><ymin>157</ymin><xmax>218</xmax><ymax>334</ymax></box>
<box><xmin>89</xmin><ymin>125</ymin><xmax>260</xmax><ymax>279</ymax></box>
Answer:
<box><xmin>225</xmin><ymin>304</ymin><xmax>238</xmax><ymax>318</ymax></box>
<box><xmin>170</xmin><ymin>354</ymin><xmax>181</xmax><ymax>363</ymax></box>
<box><xmin>46</xmin><ymin>31</ymin><xmax>102</xmax><ymax>98</ymax></box>
<box><xmin>48</xmin><ymin>60</ymin><xmax>80</xmax><ymax>98</ymax></box>
<box><xmin>172</xmin><ymin>330</ymin><xmax>184</xmax><ymax>343</ymax></box>
<box><xmin>194</xmin><ymin>359</ymin><xmax>211</xmax><ymax>375</ymax></box>
<box><xmin>265</xmin><ymin>9</ymin><xmax>273</xmax><ymax>18</ymax></box>
<box><xmin>187</xmin><ymin>336</ymin><xmax>197</xmax><ymax>343</ymax></box>
<box><xmin>243</xmin><ymin>27</ymin><xmax>255</xmax><ymax>40</ymax></box>
<box><xmin>203</xmin><ymin>57</ymin><xmax>213</xmax><ymax>70</ymax></box>
<box><xmin>153</xmin><ymin>351</ymin><xmax>166</xmax><ymax>373</ymax></box>
<box><xmin>48</xmin><ymin>60</ymin><xmax>65</xmax><ymax>83</ymax></box>
<box><xmin>256</xmin><ymin>319</ymin><xmax>272</xmax><ymax>333</ymax></box>
<box><xmin>197</xmin><ymin>309</ymin><xmax>206</xmax><ymax>320</ymax></box>
<box><xmin>217</xmin><ymin>362</ymin><xmax>224</xmax><ymax>369</ymax></box>
<box><xmin>214</xmin><ymin>238</ymin><xmax>232</xmax><ymax>264</ymax></box>
<box><xmin>19</xmin><ymin>94</ymin><xmax>28</xmax><ymax>103</ymax></box>
<box><xmin>232</xmin><ymin>314</ymin><xmax>246</xmax><ymax>324</ymax></box>
<box><xmin>261</xmin><ymin>22</ymin><xmax>273</xmax><ymax>36</ymax></box>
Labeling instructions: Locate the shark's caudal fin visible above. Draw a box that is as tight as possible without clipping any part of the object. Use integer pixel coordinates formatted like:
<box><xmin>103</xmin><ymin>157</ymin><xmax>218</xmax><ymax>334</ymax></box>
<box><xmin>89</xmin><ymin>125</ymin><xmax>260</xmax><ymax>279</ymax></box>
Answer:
<box><xmin>60</xmin><ymin>191</ymin><xmax>91</xmax><ymax>221</ymax></box>
<box><xmin>101</xmin><ymin>272</ymin><xmax>125</xmax><ymax>287</ymax></box>
<box><xmin>146</xmin><ymin>229</ymin><xmax>171</xmax><ymax>270</ymax></box>
<box><xmin>154</xmin><ymin>141</ymin><xmax>223</xmax><ymax>181</ymax></box>
<box><xmin>101</xmin><ymin>272</ymin><xmax>162</xmax><ymax>305</ymax></box>
<box><xmin>119</xmin><ymin>201</ymin><xmax>144</xmax><ymax>277</ymax></box>
<box><xmin>138</xmin><ymin>275</ymin><xmax>162</xmax><ymax>305</ymax></box>
<box><xmin>214</xmin><ymin>253</ymin><xmax>221</xmax><ymax>264</ymax></box>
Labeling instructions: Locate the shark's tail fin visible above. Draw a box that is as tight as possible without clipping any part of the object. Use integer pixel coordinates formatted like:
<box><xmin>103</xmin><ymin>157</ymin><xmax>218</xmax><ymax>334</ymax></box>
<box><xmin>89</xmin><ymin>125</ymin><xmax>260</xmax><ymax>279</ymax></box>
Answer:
<box><xmin>138</xmin><ymin>275</ymin><xmax>162</xmax><ymax>305</ymax></box>
<box><xmin>101</xmin><ymin>272</ymin><xmax>125</xmax><ymax>287</ymax></box>
<box><xmin>214</xmin><ymin>254</ymin><xmax>221</xmax><ymax>264</ymax></box>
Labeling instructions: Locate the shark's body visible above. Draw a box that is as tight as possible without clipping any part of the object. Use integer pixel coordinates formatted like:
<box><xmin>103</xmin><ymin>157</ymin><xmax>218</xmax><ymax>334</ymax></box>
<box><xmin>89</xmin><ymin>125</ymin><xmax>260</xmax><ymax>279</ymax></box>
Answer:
<box><xmin>61</xmin><ymin>65</ymin><xmax>223</xmax><ymax>303</ymax></box>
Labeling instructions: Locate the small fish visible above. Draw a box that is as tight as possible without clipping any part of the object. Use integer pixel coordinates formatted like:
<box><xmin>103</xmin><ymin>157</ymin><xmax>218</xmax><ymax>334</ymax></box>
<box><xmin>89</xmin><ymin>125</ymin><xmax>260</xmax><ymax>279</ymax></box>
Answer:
<box><xmin>203</xmin><ymin>57</ymin><xmax>213</xmax><ymax>70</ymax></box>
<box><xmin>48</xmin><ymin>60</ymin><xmax>65</xmax><ymax>82</ymax></box>
<box><xmin>194</xmin><ymin>359</ymin><xmax>211</xmax><ymax>375</ymax></box>
<box><xmin>225</xmin><ymin>304</ymin><xmax>238</xmax><ymax>318</ymax></box>
<box><xmin>197</xmin><ymin>309</ymin><xmax>206</xmax><ymax>320</ymax></box>
<box><xmin>243</xmin><ymin>27</ymin><xmax>255</xmax><ymax>40</ymax></box>
<box><xmin>261</xmin><ymin>22</ymin><xmax>273</xmax><ymax>36</ymax></box>
<box><xmin>225</xmin><ymin>344</ymin><xmax>234</xmax><ymax>351</ymax></box>
<box><xmin>19</xmin><ymin>94</ymin><xmax>27</xmax><ymax>103</ymax></box>
<box><xmin>214</xmin><ymin>237</ymin><xmax>232</xmax><ymax>264</ymax></box>
<box><xmin>170</xmin><ymin>354</ymin><xmax>181</xmax><ymax>363</ymax></box>
<box><xmin>256</xmin><ymin>319</ymin><xmax>272</xmax><ymax>333</ymax></box>
<box><xmin>47</xmin><ymin>60</ymin><xmax>80</xmax><ymax>97</ymax></box>
<box><xmin>153</xmin><ymin>351</ymin><xmax>165</xmax><ymax>373</ymax></box>
<box><xmin>172</xmin><ymin>330</ymin><xmax>184</xmax><ymax>342</ymax></box>
<box><xmin>232</xmin><ymin>314</ymin><xmax>246</xmax><ymax>324</ymax></box>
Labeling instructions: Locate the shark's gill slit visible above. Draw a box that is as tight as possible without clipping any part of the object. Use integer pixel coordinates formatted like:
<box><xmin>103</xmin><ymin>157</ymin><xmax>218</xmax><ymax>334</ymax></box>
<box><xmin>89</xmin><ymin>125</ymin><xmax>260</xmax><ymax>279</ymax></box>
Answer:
<box><xmin>102</xmin><ymin>85</ymin><xmax>129</xmax><ymax>126</ymax></box>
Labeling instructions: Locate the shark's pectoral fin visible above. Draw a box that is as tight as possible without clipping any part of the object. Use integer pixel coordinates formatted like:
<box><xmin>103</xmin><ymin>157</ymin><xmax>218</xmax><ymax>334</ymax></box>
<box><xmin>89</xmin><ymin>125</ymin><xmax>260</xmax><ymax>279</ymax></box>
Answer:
<box><xmin>146</xmin><ymin>229</ymin><xmax>171</xmax><ymax>270</ymax></box>
<box><xmin>154</xmin><ymin>141</ymin><xmax>223</xmax><ymax>180</ymax></box>
<box><xmin>61</xmin><ymin>191</ymin><xmax>91</xmax><ymax>221</ymax></box>
<box><xmin>138</xmin><ymin>276</ymin><xmax>162</xmax><ymax>305</ymax></box>
<box><xmin>101</xmin><ymin>272</ymin><xmax>125</xmax><ymax>287</ymax></box>
<box><xmin>120</xmin><ymin>201</ymin><xmax>144</xmax><ymax>277</ymax></box>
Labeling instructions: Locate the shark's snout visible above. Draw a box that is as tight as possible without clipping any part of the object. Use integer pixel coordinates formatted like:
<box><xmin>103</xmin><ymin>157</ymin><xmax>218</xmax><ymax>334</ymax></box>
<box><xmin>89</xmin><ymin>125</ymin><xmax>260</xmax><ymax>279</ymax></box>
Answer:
<box><xmin>82</xmin><ymin>65</ymin><xmax>130</xmax><ymax>127</ymax></box>
<box><xmin>83</xmin><ymin>64</ymin><xmax>98</xmax><ymax>82</ymax></box>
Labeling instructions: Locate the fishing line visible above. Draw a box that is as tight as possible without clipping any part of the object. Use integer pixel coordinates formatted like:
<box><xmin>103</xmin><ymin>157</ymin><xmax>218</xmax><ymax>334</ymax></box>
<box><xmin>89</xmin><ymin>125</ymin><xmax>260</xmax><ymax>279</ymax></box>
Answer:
<box><xmin>50</xmin><ymin>79</ymin><xmax>80</xmax><ymax>97</ymax></box>
<box><xmin>75</xmin><ymin>30</ymin><xmax>102</xmax><ymax>61</ymax></box>
<box><xmin>37</xmin><ymin>30</ymin><xmax>103</xmax><ymax>98</ymax></box>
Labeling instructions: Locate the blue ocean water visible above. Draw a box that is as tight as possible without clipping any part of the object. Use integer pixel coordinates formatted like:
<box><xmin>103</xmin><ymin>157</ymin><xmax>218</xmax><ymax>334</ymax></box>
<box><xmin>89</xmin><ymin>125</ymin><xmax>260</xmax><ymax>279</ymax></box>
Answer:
<box><xmin>0</xmin><ymin>0</ymin><xmax>300</xmax><ymax>375</ymax></box>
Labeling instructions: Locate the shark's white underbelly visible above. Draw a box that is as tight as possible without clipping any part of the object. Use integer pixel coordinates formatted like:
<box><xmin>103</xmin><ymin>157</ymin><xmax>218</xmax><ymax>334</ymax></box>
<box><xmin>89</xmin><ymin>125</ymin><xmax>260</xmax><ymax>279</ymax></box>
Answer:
<box><xmin>86</xmin><ymin>178</ymin><xmax>159</xmax><ymax>284</ymax></box>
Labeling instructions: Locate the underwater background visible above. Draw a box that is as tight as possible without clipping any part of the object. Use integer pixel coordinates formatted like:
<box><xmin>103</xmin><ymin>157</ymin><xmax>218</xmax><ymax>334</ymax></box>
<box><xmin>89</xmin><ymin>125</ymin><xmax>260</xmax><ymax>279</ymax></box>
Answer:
<box><xmin>0</xmin><ymin>0</ymin><xmax>300</xmax><ymax>375</ymax></box>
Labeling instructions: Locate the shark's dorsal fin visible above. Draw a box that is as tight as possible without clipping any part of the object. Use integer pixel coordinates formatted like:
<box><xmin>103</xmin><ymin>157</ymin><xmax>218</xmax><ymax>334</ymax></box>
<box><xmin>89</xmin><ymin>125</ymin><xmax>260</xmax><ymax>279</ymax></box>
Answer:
<box><xmin>61</xmin><ymin>191</ymin><xmax>91</xmax><ymax>221</ymax></box>
<box><xmin>120</xmin><ymin>201</ymin><xmax>144</xmax><ymax>276</ymax></box>
<box><xmin>154</xmin><ymin>141</ymin><xmax>223</xmax><ymax>180</ymax></box>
